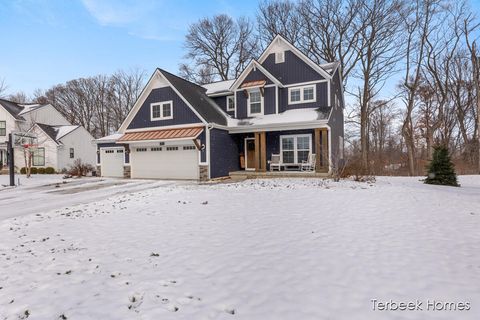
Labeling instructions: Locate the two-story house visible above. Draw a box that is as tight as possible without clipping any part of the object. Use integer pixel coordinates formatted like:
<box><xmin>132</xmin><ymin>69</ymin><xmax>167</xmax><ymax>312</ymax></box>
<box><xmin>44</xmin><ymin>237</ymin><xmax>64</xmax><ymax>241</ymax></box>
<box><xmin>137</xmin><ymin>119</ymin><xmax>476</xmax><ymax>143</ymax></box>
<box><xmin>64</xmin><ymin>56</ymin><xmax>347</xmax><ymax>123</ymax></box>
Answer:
<box><xmin>95</xmin><ymin>35</ymin><xmax>344</xmax><ymax>180</ymax></box>
<box><xmin>0</xmin><ymin>99</ymin><xmax>96</xmax><ymax>172</ymax></box>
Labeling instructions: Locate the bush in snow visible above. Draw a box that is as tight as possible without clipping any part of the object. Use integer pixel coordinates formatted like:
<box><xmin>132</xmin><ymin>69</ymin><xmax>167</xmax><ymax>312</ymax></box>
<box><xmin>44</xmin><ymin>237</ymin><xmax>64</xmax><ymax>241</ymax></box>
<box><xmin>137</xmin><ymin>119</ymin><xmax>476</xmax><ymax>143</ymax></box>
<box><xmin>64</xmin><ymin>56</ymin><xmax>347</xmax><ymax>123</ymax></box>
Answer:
<box><xmin>68</xmin><ymin>159</ymin><xmax>93</xmax><ymax>177</ymax></box>
<box><xmin>425</xmin><ymin>145</ymin><xmax>459</xmax><ymax>187</ymax></box>
<box><xmin>45</xmin><ymin>167</ymin><xmax>55</xmax><ymax>174</ymax></box>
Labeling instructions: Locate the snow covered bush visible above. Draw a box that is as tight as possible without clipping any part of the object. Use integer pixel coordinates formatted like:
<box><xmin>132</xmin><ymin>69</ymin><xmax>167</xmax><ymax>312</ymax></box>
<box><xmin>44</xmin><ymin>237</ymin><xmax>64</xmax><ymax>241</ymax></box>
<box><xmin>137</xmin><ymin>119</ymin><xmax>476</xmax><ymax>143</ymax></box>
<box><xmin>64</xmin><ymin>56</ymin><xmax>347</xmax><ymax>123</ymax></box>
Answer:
<box><xmin>425</xmin><ymin>145</ymin><xmax>459</xmax><ymax>187</ymax></box>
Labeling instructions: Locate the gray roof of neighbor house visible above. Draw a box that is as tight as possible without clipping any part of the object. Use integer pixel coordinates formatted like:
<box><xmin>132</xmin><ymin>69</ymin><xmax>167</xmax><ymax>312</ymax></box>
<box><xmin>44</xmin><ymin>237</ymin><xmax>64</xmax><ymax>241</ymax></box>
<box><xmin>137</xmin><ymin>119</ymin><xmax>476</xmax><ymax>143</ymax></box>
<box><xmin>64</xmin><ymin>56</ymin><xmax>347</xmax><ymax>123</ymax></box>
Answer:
<box><xmin>36</xmin><ymin>123</ymin><xmax>79</xmax><ymax>144</ymax></box>
<box><xmin>159</xmin><ymin>69</ymin><xmax>229</xmax><ymax>126</ymax></box>
<box><xmin>0</xmin><ymin>98</ymin><xmax>26</xmax><ymax>120</ymax></box>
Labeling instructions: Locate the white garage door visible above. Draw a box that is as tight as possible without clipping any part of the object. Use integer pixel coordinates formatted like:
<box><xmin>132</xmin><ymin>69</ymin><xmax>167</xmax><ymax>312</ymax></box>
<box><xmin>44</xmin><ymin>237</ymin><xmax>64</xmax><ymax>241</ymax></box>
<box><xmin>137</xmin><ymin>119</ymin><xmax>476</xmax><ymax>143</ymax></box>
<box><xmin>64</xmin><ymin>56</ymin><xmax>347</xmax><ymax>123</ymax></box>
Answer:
<box><xmin>131</xmin><ymin>145</ymin><xmax>199</xmax><ymax>180</ymax></box>
<box><xmin>100</xmin><ymin>148</ymin><xmax>124</xmax><ymax>178</ymax></box>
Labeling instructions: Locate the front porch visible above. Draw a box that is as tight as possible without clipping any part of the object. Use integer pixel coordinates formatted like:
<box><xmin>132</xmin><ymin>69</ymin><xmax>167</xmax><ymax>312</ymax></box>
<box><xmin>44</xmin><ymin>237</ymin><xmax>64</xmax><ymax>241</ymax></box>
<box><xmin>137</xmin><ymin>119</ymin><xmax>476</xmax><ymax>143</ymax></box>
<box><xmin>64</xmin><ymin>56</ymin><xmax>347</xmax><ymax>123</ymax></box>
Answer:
<box><xmin>231</xmin><ymin>127</ymin><xmax>330</xmax><ymax>175</ymax></box>
<box><xmin>229</xmin><ymin>170</ymin><xmax>330</xmax><ymax>179</ymax></box>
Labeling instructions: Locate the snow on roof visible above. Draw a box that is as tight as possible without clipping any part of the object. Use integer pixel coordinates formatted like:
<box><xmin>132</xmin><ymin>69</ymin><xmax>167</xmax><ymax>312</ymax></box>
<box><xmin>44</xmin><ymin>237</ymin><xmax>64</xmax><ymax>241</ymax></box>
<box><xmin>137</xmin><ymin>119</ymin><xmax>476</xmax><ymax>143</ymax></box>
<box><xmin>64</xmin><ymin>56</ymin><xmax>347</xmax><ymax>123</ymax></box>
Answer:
<box><xmin>55</xmin><ymin>125</ymin><xmax>79</xmax><ymax>140</ymax></box>
<box><xmin>202</xmin><ymin>79</ymin><xmax>235</xmax><ymax>95</ymax></box>
<box><xmin>18</xmin><ymin>104</ymin><xmax>46</xmax><ymax>115</ymax></box>
<box><xmin>228</xmin><ymin>107</ymin><xmax>331</xmax><ymax>128</ymax></box>
<box><xmin>95</xmin><ymin>133</ymin><xmax>123</xmax><ymax>143</ymax></box>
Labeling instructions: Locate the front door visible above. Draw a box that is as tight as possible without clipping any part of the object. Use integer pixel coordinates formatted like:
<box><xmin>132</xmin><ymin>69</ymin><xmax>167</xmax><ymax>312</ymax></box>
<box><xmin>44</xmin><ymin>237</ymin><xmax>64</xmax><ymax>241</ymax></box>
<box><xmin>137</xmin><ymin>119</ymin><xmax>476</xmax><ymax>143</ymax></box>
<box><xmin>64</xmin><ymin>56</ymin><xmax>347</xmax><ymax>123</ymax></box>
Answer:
<box><xmin>245</xmin><ymin>138</ymin><xmax>255</xmax><ymax>170</ymax></box>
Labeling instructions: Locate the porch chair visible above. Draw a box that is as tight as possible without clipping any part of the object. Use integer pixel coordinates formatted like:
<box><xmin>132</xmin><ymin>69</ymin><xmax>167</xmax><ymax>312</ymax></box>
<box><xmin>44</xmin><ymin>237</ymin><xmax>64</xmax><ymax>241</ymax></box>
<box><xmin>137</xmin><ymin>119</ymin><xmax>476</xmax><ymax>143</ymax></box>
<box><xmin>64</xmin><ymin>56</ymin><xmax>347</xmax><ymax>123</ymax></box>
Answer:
<box><xmin>269</xmin><ymin>154</ymin><xmax>282</xmax><ymax>171</ymax></box>
<box><xmin>301</xmin><ymin>153</ymin><xmax>316</xmax><ymax>172</ymax></box>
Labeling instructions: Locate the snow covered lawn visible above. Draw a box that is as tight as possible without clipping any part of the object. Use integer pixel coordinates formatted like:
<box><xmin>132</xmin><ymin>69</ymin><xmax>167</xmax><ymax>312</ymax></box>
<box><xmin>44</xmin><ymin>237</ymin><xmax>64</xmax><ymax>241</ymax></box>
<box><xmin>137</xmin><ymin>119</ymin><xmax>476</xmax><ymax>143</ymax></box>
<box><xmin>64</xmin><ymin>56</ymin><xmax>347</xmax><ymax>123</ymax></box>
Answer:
<box><xmin>0</xmin><ymin>176</ymin><xmax>479</xmax><ymax>319</ymax></box>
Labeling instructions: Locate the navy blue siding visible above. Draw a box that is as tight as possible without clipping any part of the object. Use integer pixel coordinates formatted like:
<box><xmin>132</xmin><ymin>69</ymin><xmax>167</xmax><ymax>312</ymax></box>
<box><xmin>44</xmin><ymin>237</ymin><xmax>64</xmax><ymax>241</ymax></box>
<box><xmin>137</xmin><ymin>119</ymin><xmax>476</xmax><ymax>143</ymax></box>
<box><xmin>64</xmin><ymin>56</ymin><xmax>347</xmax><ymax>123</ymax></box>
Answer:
<box><xmin>210</xmin><ymin>128</ymin><xmax>240</xmax><ymax>178</ymax></box>
<box><xmin>328</xmin><ymin>69</ymin><xmax>344</xmax><ymax>160</ymax></box>
<box><xmin>236</xmin><ymin>91</ymin><xmax>248</xmax><ymax>119</ymax></box>
<box><xmin>128</xmin><ymin>87</ymin><xmax>201</xmax><ymax>129</ymax></box>
<box><xmin>243</xmin><ymin>68</ymin><xmax>273</xmax><ymax>85</ymax></box>
<box><xmin>262</xmin><ymin>51</ymin><xmax>324</xmax><ymax>84</ymax></box>
<box><xmin>264</xmin><ymin>86</ymin><xmax>276</xmax><ymax>115</ymax></box>
<box><xmin>279</xmin><ymin>82</ymin><xmax>328</xmax><ymax>112</ymax></box>
<box><xmin>212</xmin><ymin>95</ymin><xmax>234</xmax><ymax>117</ymax></box>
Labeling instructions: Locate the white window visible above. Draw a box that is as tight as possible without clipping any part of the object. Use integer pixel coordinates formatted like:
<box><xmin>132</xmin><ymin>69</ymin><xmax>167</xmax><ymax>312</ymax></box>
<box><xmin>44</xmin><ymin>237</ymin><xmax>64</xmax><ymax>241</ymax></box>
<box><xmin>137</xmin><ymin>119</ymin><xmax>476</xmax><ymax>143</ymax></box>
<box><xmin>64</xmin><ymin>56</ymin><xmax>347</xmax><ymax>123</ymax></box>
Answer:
<box><xmin>227</xmin><ymin>96</ymin><xmax>235</xmax><ymax>111</ymax></box>
<box><xmin>32</xmin><ymin>147</ymin><xmax>45</xmax><ymax>166</ymax></box>
<box><xmin>151</xmin><ymin>101</ymin><xmax>173</xmax><ymax>121</ymax></box>
<box><xmin>150</xmin><ymin>147</ymin><xmax>162</xmax><ymax>151</ymax></box>
<box><xmin>280</xmin><ymin>135</ymin><xmax>312</xmax><ymax>164</ymax></box>
<box><xmin>69</xmin><ymin>148</ymin><xmax>74</xmax><ymax>159</ymax></box>
<box><xmin>248</xmin><ymin>90</ymin><xmax>263</xmax><ymax>116</ymax></box>
<box><xmin>0</xmin><ymin>121</ymin><xmax>6</xmax><ymax>136</ymax></box>
<box><xmin>166</xmin><ymin>146</ymin><xmax>178</xmax><ymax>151</ymax></box>
<box><xmin>275</xmin><ymin>51</ymin><xmax>285</xmax><ymax>63</ymax></box>
<box><xmin>288</xmin><ymin>85</ymin><xmax>316</xmax><ymax>104</ymax></box>
<box><xmin>136</xmin><ymin>148</ymin><xmax>147</xmax><ymax>152</ymax></box>
<box><xmin>183</xmin><ymin>145</ymin><xmax>196</xmax><ymax>150</ymax></box>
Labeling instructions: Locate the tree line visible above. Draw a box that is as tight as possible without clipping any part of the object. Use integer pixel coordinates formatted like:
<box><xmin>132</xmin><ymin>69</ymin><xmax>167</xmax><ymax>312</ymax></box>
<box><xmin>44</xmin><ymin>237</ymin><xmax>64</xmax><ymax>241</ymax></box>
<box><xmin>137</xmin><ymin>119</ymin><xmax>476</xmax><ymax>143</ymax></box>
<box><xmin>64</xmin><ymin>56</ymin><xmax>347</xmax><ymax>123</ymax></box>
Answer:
<box><xmin>1</xmin><ymin>0</ymin><xmax>479</xmax><ymax>175</ymax></box>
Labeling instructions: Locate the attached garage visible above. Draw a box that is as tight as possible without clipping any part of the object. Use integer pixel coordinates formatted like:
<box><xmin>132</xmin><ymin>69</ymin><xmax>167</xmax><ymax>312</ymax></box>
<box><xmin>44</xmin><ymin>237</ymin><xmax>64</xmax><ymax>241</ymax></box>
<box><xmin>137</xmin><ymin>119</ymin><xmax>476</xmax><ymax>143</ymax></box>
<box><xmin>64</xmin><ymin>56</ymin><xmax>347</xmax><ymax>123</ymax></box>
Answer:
<box><xmin>100</xmin><ymin>147</ymin><xmax>124</xmax><ymax>177</ymax></box>
<box><xmin>130</xmin><ymin>144</ymin><xmax>199</xmax><ymax>179</ymax></box>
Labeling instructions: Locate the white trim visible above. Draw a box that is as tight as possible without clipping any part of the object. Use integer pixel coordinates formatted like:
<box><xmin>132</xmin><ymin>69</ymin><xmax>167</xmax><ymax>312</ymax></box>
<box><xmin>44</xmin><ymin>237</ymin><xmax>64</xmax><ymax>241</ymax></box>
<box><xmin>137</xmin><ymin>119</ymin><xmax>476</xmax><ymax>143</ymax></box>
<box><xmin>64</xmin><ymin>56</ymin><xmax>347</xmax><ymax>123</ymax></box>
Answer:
<box><xmin>244</xmin><ymin>137</ymin><xmax>255</xmax><ymax>171</ymax></box>
<box><xmin>257</xmin><ymin>35</ymin><xmax>332</xmax><ymax>80</ymax></box>
<box><xmin>228</xmin><ymin>121</ymin><xmax>328</xmax><ymax>133</ymax></box>
<box><xmin>288</xmin><ymin>85</ymin><xmax>316</xmax><ymax>105</ymax></box>
<box><xmin>247</xmin><ymin>89</ymin><xmax>264</xmax><ymax>117</ymax></box>
<box><xmin>279</xmin><ymin>134</ymin><xmax>312</xmax><ymax>164</ymax></box>
<box><xmin>275</xmin><ymin>85</ymin><xmax>279</xmax><ymax>114</ymax></box>
<box><xmin>234</xmin><ymin>91</ymin><xmax>238</xmax><ymax>119</ymax></box>
<box><xmin>327</xmin><ymin>81</ymin><xmax>331</xmax><ymax>107</ymax></box>
<box><xmin>229</xmin><ymin>60</ymin><xmax>283</xmax><ymax>91</ymax></box>
<box><xmin>150</xmin><ymin>100</ymin><xmax>173</xmax><ymax>121</ymax></box>
<box><xmin>226</xmin><ymin>95</ymin><xmax>235</xmax><ymax>112</ymax></box>
<box><xmin>206</xmin><ymin>125</ymin><xmax>211</xmax><ymax>178</ymax></box>
<box><xmin>125</xmin><ymin>123</ymin><xmax>204</xmax><ymax>133</ymax></box>
<box><xmin>275</xmin><ymin>51</ymin><xmax>285</xmax><ymax>63</ymax></box>
<box><xmin>284</xmin><ymin>79</ymin><xmax>328</xmax><ymax>87</ymax></box>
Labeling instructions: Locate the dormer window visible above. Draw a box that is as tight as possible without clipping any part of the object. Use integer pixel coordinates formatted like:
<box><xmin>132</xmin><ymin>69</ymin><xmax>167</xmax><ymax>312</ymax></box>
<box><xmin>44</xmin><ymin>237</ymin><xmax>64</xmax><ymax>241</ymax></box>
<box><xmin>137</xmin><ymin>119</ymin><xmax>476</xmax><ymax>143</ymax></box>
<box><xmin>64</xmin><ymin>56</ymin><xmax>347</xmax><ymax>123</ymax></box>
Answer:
<box><xmin>151</xmin><ymin>101</ymin><xmax>173</xmax><ymax>121</ymax></box>
<box><xmin>227</xmin><ymin>95</ymin><xmax>235</xmax><ymax>111</ymax></box>
<box><xmin>248</xmin><ymin>90</ymin><xmax>263</xmax><ymax>116</ymax></box>
<box><xmin>288</xmin><ymin>85</ymin><xmax>316</xmax><ymax>104</ymax></box>
<box><xmin>275</xmin><ymin>51</ymin><xmax>285</xmax><ymax>64</ymax></box>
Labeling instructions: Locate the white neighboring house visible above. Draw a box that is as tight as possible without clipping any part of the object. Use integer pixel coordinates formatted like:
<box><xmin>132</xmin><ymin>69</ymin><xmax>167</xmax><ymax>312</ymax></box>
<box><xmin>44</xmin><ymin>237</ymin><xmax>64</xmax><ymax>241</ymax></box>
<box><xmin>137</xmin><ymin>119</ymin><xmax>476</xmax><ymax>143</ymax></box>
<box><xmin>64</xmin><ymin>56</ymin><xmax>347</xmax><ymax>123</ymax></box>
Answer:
<box><xmin>0</xmin><ymin>98</ymin><xmax>96</xmax><ymax>172</ymax></box>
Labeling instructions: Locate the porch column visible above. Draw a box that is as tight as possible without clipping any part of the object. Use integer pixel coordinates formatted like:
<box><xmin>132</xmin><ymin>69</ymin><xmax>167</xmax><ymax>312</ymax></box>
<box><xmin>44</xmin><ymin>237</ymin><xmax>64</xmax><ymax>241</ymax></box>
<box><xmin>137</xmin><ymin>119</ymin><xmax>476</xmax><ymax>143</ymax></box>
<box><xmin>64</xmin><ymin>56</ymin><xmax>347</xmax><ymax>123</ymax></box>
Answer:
<box><xmin>254</xmin><ymin>132</ymin><xmax>267</xmax><ymax>172</ymax></box>
<box><xmin>315</xmin><ymin>128</ymin><xmax>329</xmax><ymax>173</ymax></box>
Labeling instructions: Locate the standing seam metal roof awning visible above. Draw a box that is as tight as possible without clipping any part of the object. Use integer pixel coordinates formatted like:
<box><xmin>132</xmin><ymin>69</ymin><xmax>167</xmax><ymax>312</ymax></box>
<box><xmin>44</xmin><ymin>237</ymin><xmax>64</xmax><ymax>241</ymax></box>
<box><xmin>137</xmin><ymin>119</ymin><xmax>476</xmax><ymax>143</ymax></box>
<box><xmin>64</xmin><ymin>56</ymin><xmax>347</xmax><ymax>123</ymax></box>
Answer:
<box><xmin>117</xmin><ymin>127</ymin><xmax>204</xmax><ymax>142</ymax></box>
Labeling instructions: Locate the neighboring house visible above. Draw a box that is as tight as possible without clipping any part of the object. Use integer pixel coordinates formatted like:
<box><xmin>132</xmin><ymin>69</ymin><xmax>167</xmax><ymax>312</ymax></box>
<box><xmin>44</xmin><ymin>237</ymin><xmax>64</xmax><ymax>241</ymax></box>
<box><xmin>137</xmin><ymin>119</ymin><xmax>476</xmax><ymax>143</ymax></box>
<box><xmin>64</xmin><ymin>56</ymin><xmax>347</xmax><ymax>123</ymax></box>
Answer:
<box><xmin>95</xmin><ymin>35</ymin><xmax>344</xmax><ymax>180</ymax></box>
<box><xmin>0</xmin><ymin>98</ymin><xmax>96</xmax><ymax>172</ymax></box>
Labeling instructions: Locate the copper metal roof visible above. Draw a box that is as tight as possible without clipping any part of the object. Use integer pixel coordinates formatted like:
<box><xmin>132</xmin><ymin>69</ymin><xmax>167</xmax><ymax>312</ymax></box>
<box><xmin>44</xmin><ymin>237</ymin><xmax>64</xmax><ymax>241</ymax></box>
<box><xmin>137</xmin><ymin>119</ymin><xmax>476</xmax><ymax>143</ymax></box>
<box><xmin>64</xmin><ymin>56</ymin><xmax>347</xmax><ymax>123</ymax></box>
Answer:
<box><xmin>118</xmin><ymin>127</ymin><xmax>204</xmax><ymax>142</ymax></box>
<box><xmin>240</xmin><ymin>80</ymin><xmax>266</xmax><ymax>89</ymax></box>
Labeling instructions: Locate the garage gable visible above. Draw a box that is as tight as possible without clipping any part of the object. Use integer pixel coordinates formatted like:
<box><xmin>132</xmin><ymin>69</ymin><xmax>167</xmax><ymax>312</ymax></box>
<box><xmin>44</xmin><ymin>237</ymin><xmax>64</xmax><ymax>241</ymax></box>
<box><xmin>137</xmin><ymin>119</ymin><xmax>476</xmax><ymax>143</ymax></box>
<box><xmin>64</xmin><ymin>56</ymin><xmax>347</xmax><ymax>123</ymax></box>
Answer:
<box><xmin>127</xmin><ymin>86</ymin><xmax>203</xmax><ymax>130</ymax></box>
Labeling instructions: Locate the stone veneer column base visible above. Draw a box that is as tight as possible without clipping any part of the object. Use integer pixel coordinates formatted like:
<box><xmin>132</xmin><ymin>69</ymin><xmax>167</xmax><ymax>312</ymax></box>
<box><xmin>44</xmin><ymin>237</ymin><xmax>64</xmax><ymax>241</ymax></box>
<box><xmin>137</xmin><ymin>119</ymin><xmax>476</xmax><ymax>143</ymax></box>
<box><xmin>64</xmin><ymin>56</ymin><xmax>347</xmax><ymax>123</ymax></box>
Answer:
<box><xmin>96</xmin><ymin>165</ymin><xmax>101</xmax><ymax>177</ymax></box>
<box><xmin>123</xmin><ymin>165</ymin><xmax>131</xmax><ymax>178</ymax></box>
<box><xmin>199</xmin><ymin>165</ymin><xmax>209</xmax><ymax>181</ymax></box>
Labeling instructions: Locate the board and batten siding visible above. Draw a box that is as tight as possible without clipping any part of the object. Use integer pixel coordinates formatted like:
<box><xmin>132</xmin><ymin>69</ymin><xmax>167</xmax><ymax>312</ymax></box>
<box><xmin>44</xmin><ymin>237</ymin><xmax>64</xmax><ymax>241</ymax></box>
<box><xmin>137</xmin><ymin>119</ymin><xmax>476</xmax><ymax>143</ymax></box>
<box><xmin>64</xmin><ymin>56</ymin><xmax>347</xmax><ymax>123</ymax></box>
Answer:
<box><xmin>127</xmin><ymin>87</ymin><xmax>202</xmax><ymax>130</ymax></box>
<box><xmin>261</xmin><ymin>50</ymin><xmax>324</xmax><ymax>84</ymax></box>
<box><xmin>211</xmin><ymin>95</ymin><xmax>234</xmax><ymax>117</ymax></box>
<box><xmin>209</xmin><ymin>128</ymin><xmax>240</xmax><ymax>178</ymax></box>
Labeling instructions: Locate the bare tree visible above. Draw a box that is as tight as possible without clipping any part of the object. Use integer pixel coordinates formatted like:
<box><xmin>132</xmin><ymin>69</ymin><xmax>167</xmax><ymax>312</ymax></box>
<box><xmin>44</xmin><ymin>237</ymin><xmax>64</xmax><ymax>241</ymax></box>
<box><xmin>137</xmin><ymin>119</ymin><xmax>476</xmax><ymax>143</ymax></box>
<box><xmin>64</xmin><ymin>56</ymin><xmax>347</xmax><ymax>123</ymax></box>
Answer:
<box><xmin>399</xmin><ymin>0</ymin><xmax>440</xmax><ymax>176</ymax></box>
<box><xmin>298</xmin><ymin>0</ymin><xmax>365</xmax><ymax>83</ymax></box>
<box><xmin>353</xmin><ymin>0</ymin><xmax>405</xmax><ymax>170</ymax></box>
<box><xmin>180</xmin><ymin>14</ymin><xmax>259</xmax><ymax>83</ymax></box>
<box><xmin>463</xmin><ymin>11</ymin><xmax>480</xmax><ymax>173</ymax></box>
<box><xmin>257</xmin><ymin>0</ymin><xmax>302</xmax><ymax>46</ymax></box>
<box><xmin>0</xmin><ymin>78</ymin><xmax>7</xmax><ymax>97</ymax></box>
